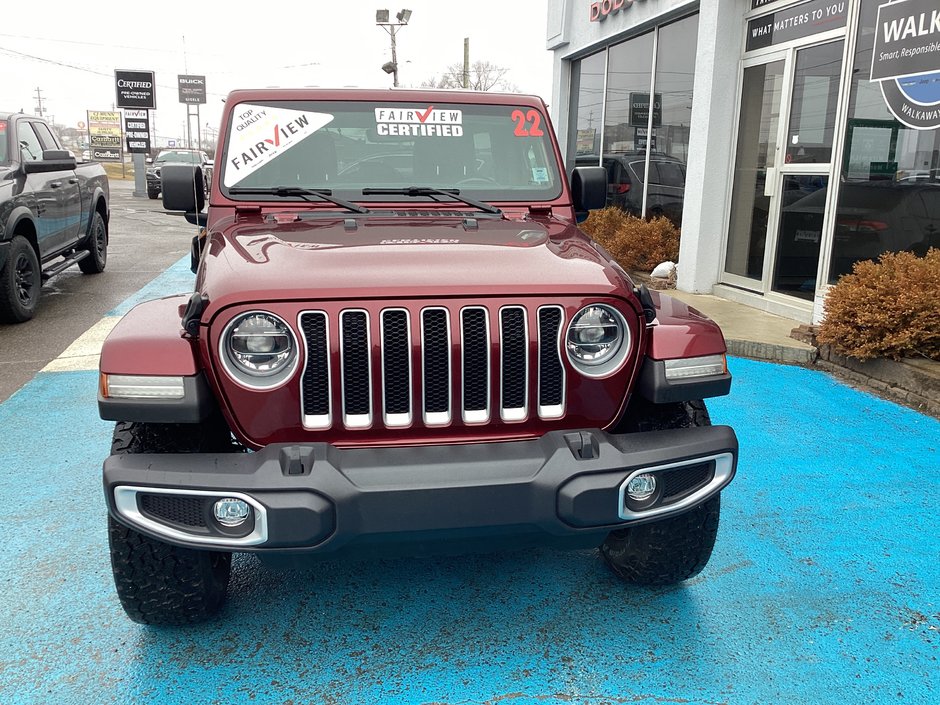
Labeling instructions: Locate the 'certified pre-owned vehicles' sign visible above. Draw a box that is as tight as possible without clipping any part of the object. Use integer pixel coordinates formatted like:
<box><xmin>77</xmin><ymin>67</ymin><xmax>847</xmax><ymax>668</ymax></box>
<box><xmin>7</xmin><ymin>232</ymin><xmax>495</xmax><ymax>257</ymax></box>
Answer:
<box><xmin>178</xmin><ymin>75</ymin><xmax>207</xmax><ymax>104</ymax></box>
<box><xmin>870</xmin><ymin>0</ymin><xmax>940</xmax><ymax>130</ymax></box>
<box><xmin>115</xmin><ymin>69</ymin><xmax>156</xmax><ymax>110</ymax></box>
<box><xmin>124</xmin><ymin>109</ymin><xmax>151</xmax><ymax>153</ymax></box>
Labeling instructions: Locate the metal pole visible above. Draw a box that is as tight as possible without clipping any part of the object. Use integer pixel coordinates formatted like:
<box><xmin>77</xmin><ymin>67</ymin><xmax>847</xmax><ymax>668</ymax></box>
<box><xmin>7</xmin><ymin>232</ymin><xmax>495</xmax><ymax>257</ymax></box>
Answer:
<box><xmin>390</xmin><ymin>26</ymin><xmax>399</xmax><ymax>88</ymax></box>
<box><xmin>463</xmin><ymin>38</ymin><xmax>470</xmax><ymax>89</ymax></box>
<box><xmin>196</xmin><ymin>105</ymin><xmax>202</xmax><ymax>150</ymax></box>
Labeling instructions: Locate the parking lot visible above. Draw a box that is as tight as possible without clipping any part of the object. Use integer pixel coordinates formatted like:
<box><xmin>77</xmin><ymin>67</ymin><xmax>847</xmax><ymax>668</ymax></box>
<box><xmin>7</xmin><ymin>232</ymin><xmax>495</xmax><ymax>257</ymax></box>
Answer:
<box><xmin>0</xmin><ymin>243</ymin><xmax>937</xmax><ymax>703</ymax></box>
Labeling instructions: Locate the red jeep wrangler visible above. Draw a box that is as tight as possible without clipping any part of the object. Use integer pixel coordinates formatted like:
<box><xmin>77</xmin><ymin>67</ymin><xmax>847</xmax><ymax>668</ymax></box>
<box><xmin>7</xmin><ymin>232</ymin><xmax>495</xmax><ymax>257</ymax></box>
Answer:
<box><xmin>98</xmin><ymin>89</ymin><xmax>737</xmax><ymax>625</ymax></box>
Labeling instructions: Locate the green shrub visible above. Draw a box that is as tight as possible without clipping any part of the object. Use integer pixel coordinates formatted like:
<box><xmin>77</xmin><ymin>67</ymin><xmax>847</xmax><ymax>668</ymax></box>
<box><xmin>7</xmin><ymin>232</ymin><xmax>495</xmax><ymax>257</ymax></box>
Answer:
<box><xmin>817</xmin><ymin>249</ymin><xmax>940</xmax><ymax>360</ymax></box>
<box><xmin>580</xmin><ymin>208</ymin><xmax>680</xmax><ymax>271</ymax></box>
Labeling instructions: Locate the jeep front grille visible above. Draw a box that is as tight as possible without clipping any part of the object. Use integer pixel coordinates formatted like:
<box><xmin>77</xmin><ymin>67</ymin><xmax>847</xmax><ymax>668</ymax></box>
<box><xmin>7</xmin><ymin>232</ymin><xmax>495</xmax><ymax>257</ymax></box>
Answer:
<box><xmin>299</xmin><ymin>304</ymin><xmax>566</xmax><ymax>431</ymax></box>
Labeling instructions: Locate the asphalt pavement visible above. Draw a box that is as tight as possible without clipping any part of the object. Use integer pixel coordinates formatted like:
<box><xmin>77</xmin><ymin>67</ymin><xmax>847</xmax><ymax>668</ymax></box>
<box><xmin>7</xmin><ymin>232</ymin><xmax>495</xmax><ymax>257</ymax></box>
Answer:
<box><xmin>0</xmin><ymin>255</ymin><xmax>937</xmax><ymax>704</ymax></box>
<box><xmin>0</xmin><ymin>180</ymin><xmax>197</xmax><ymax>401</ymax></box>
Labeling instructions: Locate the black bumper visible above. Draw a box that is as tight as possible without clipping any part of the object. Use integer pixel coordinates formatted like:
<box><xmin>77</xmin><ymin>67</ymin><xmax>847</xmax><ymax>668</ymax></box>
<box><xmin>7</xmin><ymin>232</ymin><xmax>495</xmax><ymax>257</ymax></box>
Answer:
<box><xmin>104</xmin><ymin>426</ymin><xmax>737</xmax><ymax>557</ymax></box>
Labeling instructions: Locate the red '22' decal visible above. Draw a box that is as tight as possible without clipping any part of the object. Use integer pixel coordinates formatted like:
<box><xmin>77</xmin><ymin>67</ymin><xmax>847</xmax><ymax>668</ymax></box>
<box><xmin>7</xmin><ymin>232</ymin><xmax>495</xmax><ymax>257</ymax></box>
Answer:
<box><xmin>511</xmin><ymin>109</ymin><xmax>544</xmax><ymax>137</ymax></box>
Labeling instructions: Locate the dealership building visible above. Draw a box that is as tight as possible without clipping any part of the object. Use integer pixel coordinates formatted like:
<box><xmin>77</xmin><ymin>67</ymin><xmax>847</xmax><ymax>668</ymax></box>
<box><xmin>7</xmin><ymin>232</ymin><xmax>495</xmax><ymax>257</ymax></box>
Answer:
<box><xmin>546</xmin><ymin>0</ymin><xmax>940</xmax><ymax>323</ymax></box>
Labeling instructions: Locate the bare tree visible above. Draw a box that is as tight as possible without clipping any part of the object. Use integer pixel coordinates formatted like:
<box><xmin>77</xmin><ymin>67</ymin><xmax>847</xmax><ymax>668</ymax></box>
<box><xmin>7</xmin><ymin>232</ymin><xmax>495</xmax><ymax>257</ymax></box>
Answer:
<box><xmin>422</xmin><ymin>60</ymin><xmax>518</xmax><ymax>92</ymax></box>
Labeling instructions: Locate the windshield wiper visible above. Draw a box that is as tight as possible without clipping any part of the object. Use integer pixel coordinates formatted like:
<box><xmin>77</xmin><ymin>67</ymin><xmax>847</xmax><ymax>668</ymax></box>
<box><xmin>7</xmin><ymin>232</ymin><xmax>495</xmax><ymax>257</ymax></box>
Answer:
<box><xmin>229</xmin><ymin>186</ymin><xmax>370</xmax><ymax>214</ymax></box>
<box><xmin>361</xmin><ymin>187</ymin><xmax>502</xmax><ymax>215</ymax></box>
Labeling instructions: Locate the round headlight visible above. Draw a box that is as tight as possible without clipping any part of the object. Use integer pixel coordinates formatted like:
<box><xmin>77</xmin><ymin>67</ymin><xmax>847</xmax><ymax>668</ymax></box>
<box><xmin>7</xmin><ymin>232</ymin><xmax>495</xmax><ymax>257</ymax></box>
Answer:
<box><xmin>226</xmin><ymin>312</ymin><xmax>296</xmax><ymax>377</ymax></box>
<box><xmin>566</xmin><ymin>305</ymin><xmax>624</xmax><ymax>366</ymax></box>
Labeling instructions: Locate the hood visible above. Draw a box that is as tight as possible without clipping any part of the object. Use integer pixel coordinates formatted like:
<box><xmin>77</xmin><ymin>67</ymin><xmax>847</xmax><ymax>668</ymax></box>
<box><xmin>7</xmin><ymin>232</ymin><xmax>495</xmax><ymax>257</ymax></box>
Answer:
<box><xmin>199</xmin><ymin>214</ymin><xmax>632</xmax><ymax>315</ymax></box>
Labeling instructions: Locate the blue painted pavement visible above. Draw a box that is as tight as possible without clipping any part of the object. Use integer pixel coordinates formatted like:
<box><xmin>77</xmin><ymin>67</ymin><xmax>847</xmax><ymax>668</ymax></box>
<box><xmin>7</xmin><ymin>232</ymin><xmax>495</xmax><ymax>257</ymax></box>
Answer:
<box><xmin>0</xmin><ymin>265</ymin><xmax>937</xmax><ymax>704</ymax></box>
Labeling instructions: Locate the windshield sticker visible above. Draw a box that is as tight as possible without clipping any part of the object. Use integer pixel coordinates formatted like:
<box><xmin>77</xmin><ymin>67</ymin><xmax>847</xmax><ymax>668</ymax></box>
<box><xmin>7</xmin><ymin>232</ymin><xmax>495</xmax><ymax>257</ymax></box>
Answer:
<box><xmin>224</xmin><ymin>104</ymin><xmax>334</xmax><ymax>187</ymax></box>
<box><xmin>511</xmin><ymin>109</ymin><xmax>545</xmax><ymax>137</ymax></box>
<box><xmin>374</xmin><ymin>107</ymin><xmax>464</xmax><ymax>137</ymax></box>
<box><xmin>531</xmin><ymin>167</ymin><xmax>549</xmax><ymax>184</ymax></box>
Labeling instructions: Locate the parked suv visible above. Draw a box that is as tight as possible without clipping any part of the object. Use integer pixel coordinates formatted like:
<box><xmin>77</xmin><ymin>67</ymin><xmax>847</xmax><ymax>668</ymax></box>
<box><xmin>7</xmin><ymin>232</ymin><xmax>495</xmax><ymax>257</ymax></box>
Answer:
<box><xmin>98</xmin><ymin>89</ymin><xmax>737</xmax><ymax>625</ymax></box>
<box><xmin>576</xmin><ymin>151</ymin><xmax>686</xmax><ymax>224</ymax></box>
<box><xmin>146</xmin><ymin>148</ymin><xmax>212</xmax><ymax>199</ymax></box>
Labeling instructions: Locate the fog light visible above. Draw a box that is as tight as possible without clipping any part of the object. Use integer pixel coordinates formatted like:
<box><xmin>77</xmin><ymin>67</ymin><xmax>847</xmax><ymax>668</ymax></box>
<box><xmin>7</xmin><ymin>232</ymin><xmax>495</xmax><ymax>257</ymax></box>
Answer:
<box><xmin>626</xmin><ymin>473</ymin><xmax>657</xmax><ymax>501</ymax></box>
<box><xmin>213</xmin><ymin>498</ymin><xmax>251</xmax><ymax>527</ymax></box>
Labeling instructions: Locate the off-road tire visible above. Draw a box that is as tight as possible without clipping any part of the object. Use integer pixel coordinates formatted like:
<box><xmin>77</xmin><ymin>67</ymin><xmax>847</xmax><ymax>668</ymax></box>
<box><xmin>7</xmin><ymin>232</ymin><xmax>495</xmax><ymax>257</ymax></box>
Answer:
<box><xmin>78</xmin><ymin>210</ymin><xmax>107</xmax><ymax>274</ymax></box>
<box><xmin>601</xmin><ymin>399</ymin><xmax>722</xmax><ymax>585</ymax></box>
<box><xmin>0</xmin><ymin>235</ymin><xmax>41</xmax><ymax>323</ymax></box>
<box><xmin>147</xmin><ymin>189</ymin><xmax>160</xmax><ymax>200</ymax></box>
<box><xmin>107</xmin><ymin>418</ymin><xmax>238</xmax><ymax>625</ymax></box>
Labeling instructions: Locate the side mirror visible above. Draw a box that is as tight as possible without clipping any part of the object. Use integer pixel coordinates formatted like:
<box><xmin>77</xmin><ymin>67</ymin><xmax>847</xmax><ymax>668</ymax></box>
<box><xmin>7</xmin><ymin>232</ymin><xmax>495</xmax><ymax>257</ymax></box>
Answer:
<box><xmin>162</xmin><ymin>164</ymin><xmax>205</xmax><ymax>213</ymax></box>
<box><xmin>23</xmin><ymin>150</ymin><xmax>77</xmax><ymax>174</ymax></box>
<box><xmin>571</xmin><ymin>166</ymin><xmax>607</xmax><ymax>220</ymax></box>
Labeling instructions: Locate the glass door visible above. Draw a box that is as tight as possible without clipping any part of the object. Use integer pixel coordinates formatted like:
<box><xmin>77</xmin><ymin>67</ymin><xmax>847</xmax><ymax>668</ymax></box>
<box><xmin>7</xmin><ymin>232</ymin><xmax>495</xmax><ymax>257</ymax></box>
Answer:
<box><xmin>723</xmin><ymin>40</ymin><xmax>845</xmax><ymax>301</ymax></box>
<box><xmin>724</xmin><ymin>58</ymin><xmax>786</xmax><ymax>285</ymax></box>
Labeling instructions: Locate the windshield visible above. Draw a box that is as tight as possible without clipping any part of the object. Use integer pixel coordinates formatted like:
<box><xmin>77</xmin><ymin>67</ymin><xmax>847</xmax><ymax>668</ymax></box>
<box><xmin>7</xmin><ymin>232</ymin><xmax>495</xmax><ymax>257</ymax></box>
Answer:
<box><xmin>0</xmin><ymin>121</ymin><xmax>7</xmax><ymax>163</ymax></box>
<box><xmin>156</xmin><ymin>150</ymin><xmax>201</xmax><ymax>164</ymax></box>
<box><xmin>221</xmin><ymin>100</ymin><xmax>561</xmax><ymax>202</ymax></box>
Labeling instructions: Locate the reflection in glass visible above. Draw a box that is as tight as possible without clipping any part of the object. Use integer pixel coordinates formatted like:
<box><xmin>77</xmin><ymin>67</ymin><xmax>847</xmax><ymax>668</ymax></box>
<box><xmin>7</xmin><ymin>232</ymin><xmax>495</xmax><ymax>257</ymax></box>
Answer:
<box><xmin>832</xmin><ymin>0</ymin><xmax>940</xmax><ymax>283</ymax></box>
<box><xmin>725</xmin><ymin>61</ymin><xmax>785</xmax><ymax>281</ymax></box>
<box><xmin>773</xmin><ymin>175</ymin><xmax>829</xmax><ymax>299</ymax></box>
<box><xmin>785</xmin><ymin>41</ymin><xmax>843</xmax><ymax>164</ymax></box>
<box><xmin>570</xmin><ymin>52</ymin><xmax>607</xmax><ymax>164</ymax></box>
<box><xmin>651</xmin><ymin>14</ymin><xmax>698</xmax><ymax>223</ymax></box>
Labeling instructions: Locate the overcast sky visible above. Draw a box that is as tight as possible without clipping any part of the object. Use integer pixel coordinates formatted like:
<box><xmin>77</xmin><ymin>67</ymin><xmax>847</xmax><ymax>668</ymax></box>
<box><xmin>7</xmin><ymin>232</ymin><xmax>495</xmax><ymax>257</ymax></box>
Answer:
<box><xmin>1</xmin><ymin>0</ymin><xmax>555</xmax><ymax>143</ymax></box>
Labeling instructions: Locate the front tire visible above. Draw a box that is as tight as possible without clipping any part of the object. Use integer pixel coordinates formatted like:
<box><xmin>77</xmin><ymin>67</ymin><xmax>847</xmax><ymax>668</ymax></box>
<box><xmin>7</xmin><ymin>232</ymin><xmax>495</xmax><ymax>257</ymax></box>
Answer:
<box><xmin>107</xmin><ymin>419</ymin><xmax>237</xmax><ymax>625</ymax></box>
<box><xmin>0</xmin><ymin>235</ymin><xmax>41</xmax><ymax>323</ymax></box>
<box><xmin>601</xmin><ymin>400</ymin><xmax>722</xmax><ymax>585</ymax></box>
<box><xmin>78</xmin><ymin>210</ymin><xmax>108</xmax><ymax>274</ymax></box>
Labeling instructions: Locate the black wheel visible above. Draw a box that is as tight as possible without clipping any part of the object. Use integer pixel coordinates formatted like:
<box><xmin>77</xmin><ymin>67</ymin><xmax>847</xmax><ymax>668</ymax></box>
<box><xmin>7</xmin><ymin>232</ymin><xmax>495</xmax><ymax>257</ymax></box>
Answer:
<box><xmin>107</xmin><ymin>419</ymin><xmax>238</xmax><ymax>625</ymax></box>
<box><xmin>0</xmin><ymin>235</ymin><xmax>41</xmax><ymax>323</ymax></box>
<box><xmin>78</xmin><ymin>211</ymin><xmax>108</xmax><ymax>274</ymax></box>
<box><xmin>147</xmin><ymin>189</ymin><xmax>160</xmax><ymax>200</ymax></box>
<box><xmin>601</xmin><ymin>400</ymin><xmax>722</xmax><ymax>585</ymax></box>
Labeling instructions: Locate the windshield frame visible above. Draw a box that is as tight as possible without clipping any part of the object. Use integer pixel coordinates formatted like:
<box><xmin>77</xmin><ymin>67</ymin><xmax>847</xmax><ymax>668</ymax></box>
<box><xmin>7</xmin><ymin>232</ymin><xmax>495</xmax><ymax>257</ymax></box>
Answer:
<box><xmin>218</xmin><ymin>99</ymin><xmax>563</xmax><ymax>205</ymax></box>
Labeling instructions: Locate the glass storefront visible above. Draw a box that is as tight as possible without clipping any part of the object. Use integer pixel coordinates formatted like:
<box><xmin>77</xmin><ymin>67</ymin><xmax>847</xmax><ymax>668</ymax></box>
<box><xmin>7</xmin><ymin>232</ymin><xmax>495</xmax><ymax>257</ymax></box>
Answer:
<box><xmin>567</xmin><ymin>13</ymin><xmax>699</xmax><ymax>225</ymax></box>
<box><xmin>830</xmin><ymin>0</ymin><xmax>940</xmax><ymax>282</ymax></box>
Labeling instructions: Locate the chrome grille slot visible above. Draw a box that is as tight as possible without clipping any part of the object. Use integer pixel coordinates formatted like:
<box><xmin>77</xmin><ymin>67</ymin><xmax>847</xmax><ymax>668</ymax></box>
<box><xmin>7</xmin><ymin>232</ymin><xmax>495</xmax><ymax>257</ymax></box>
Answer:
<box><xmin>340</xmin><ymin>310</ymin><xmax>371</xmax><ymax>428</ymax></box>
<box><xmin>381</xmin><ymin>309</ymin><xmax>411</xmax><ymax>427</ymax></box>
<box><xmin>461</xmin><ymin>307</ymin><xmax>490</xmax><ymax>423</ymax></box>
<box><xmin>500</xmin><ymin>306</ymin><xmax>528</xmax><ymax>422</ymax></box>
<box><xmin>422</xmin><ymin>308</ymin><xmax>451</xmax><ymax>425</ymax></box>
<box><xmin>538</xmin><ymin>306</ymin><xmax>565</xmax><ymax>419</ymax></box>
<box><xmin>300</xmin><ymin>312</ymin><xmax>331</xmax><ymax>429</ymax></box>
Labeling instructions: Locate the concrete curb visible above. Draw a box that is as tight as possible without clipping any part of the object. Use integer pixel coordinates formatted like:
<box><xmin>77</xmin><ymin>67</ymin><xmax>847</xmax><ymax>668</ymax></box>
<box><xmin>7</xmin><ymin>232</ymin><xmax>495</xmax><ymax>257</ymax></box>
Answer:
<box><xmin>726</xmin><ymin>339</ymin><xmax>818</xmax><ymax>366</ymax></box>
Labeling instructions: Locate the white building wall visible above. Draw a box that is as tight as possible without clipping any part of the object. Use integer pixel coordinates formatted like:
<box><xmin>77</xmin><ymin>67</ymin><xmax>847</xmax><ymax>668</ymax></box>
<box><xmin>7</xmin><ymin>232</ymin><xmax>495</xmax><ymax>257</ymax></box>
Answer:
<box><xmin>676</xmin><ymin>0</ymin><xmax>745</xmax><ymax>293</ymax></box>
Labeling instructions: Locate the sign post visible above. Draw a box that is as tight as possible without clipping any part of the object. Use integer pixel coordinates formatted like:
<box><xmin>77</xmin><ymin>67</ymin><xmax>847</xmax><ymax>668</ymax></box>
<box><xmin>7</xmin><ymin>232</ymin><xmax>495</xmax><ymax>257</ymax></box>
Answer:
<box><xmin>115</xmin><ymin>69</ymin><xmax>156</xmax><ymax>197</ymax></box>
<box><xmin>178</xmin><ymin>74</ymin><xmax>207</xmax><ymax>150</ymax></box>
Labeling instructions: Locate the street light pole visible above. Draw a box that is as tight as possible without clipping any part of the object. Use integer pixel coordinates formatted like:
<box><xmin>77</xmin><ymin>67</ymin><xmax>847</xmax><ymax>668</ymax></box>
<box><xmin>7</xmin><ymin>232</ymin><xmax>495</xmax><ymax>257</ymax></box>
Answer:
<box><xmin>376</xmin><ymin>9</ymin><xmax>412</xmax><ymax>88</ymax></box>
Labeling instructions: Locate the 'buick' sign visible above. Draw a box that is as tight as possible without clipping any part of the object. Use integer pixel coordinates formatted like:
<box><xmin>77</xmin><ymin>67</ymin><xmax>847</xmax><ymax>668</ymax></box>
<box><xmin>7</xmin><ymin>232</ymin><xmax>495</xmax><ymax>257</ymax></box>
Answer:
<box><xmin>178</xmin><ymin>74</ymin><xmax>207</xmax><ymax>104</ymax></box>
<box><xmin>115</xmin><ymin>69</ymin><xmax>156</xmax><ymax>110</ymax></box>
<box><xmin>870</xmin><ymin>0</ymin><xmax>940</xmax><ymax>130</ymax></box>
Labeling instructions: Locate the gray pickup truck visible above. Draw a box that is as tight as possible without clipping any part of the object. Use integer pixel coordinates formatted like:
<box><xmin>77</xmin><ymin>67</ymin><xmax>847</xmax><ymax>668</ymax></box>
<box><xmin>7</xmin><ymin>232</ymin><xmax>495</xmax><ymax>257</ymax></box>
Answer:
<box><xmin>0</xmin><ymin>112</ymin><xmax>110</xmax><ymax>323</ymax></box>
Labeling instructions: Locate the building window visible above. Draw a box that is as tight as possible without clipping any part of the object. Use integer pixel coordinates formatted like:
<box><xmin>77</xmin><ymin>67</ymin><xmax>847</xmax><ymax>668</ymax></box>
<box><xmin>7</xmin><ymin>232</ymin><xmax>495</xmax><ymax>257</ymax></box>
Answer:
<box><xmin>830</xmin><ymin>0</ymin><xmax>940</xmax><ymax>283</ymax></box>
<box><xmin>570</xmin><ymin>51</ymin><xmax>607</xmax><ymax>164</ymax></box>
<box><xmin>567</xmin><ymin>14</ymin><xmax>699</xmax><ymax>224</ymax></box>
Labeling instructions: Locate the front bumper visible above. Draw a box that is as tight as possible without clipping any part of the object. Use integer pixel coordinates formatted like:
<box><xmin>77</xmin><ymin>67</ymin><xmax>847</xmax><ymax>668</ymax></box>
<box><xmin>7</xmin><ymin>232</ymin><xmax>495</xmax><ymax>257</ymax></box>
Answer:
<box><xmin>104</xmin><ymin>426</ymin><xmax>737</xmax><ymax>556</ymax></box>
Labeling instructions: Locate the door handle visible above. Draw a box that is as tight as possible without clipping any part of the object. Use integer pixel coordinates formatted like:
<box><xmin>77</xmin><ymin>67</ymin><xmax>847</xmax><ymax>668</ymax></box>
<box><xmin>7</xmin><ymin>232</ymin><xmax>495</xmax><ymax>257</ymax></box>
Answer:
<box><xmin>68</xmin><ymin>178</ymin><xmax>78</xmax><ymax>184</ymax></box>
<box><xmin>50</xmin><ymin>181</ymin><xmax>62</xmax><ymax>188</ymax></box>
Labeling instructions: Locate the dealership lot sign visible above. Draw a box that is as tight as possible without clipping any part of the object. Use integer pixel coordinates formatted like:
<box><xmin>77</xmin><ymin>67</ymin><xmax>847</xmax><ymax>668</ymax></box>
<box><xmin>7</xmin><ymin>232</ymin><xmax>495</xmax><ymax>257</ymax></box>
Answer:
<box><xmin>115</xmin><ymin>69</ymin><xmax>156</xmax><ymax>110</ymax></box>
<box><xmin>870</xmin><ymin>0</ymin><xmax>940</xmax><ymax>129</ymax></box>
<box><xmin>124</xmin><ymin>109</ymin><xmax>151</xmax><ymax>153</ymax></box>
<box><xmin>178</xmin><ymin>75</ymin><xmax>207</xmax><ymax>104</ymax></box>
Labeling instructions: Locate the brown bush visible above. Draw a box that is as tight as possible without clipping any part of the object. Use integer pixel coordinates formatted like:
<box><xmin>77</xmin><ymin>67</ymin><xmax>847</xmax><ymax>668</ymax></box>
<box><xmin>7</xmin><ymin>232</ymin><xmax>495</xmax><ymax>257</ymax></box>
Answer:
<box><xmin>580</xmin><ymin>208</ymin><xmax>680</xmax><ymax>271</ymax></box>
<box><xmin>817</xmin><ymin>249</ymin><xmax>940</xmax><ymax>360</ymax></box>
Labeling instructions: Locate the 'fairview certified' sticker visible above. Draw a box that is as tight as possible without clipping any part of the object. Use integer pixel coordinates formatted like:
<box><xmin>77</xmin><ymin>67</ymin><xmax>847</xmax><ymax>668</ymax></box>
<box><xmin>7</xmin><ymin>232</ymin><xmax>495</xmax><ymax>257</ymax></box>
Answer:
<box><xmin>224</xmin><ymin>104</ymin><xmax>334</xmax><ymax>187</ymax></box>
<box><xmin>375</xmin><ymin>106</ymin><xmax>463</xmax><ymax>137</ymax></box>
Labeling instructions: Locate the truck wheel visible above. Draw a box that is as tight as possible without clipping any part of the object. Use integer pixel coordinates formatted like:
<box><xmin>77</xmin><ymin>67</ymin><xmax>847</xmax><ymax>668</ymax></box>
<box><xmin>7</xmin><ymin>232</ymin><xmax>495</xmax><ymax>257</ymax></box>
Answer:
<box><xmin>78</xmin><ymin>211</ymin><xmax>107</xmax><ymax>274</ymax></box>
<box><xmin>601</xmin><ymin>400</ymin><xmax>721</xmax><ymax>585</ymax></box>
<box><xmin>0</xmin><ymin>235</ymin><xmax>41</xmax><ymax>323</ymax></box>
<box><xmin>147</xmin><ymin>189</ymin><xmax>160</xmax><ymax>200</ymax></box>
<box><xmin>107</xmin><ymin>419</ymin><xmax>236</xmax><ymax>625</ymax></box>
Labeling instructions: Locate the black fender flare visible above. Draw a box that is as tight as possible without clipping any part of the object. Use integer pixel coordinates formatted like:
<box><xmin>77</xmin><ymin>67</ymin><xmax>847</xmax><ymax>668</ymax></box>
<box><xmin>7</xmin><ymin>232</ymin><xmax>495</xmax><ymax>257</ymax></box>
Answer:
<box><xmin>83</xmin><ymin>187</ymin><xmax>110</xmax><ymax>236</ymax></box>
